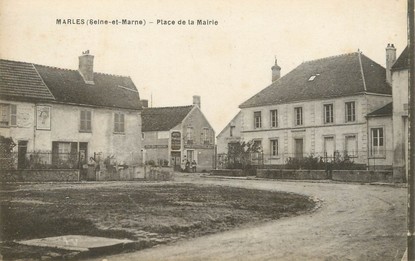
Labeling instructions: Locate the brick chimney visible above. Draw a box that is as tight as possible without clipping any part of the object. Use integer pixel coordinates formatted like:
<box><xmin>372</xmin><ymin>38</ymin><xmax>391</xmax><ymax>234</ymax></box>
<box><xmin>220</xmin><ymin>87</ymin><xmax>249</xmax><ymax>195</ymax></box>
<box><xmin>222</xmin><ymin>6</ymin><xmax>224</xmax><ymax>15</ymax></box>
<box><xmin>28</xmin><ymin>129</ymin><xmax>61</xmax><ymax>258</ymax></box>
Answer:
<box><xmin>271</xmin><ymin>58</ymin><xmax>281</xmax><ymax>82</ymax></box>
<box><xmin>193</xmin><ymin>95</ymin><xmax>201</xmax><ymax>109</ymax></box>
<box><xmin>385</xmin><ymin>43</ymin><xmax>396</xmax><ymax>85</ymax></box>
<box><xmin>141</xmin><ymin>99</ymin><xmax>148</xmax><ymax>108</ymax></box>
<box><xmin>78</xmin><ymin>50</ymin><xmax>94</xmax><ymax>84</ymax></box>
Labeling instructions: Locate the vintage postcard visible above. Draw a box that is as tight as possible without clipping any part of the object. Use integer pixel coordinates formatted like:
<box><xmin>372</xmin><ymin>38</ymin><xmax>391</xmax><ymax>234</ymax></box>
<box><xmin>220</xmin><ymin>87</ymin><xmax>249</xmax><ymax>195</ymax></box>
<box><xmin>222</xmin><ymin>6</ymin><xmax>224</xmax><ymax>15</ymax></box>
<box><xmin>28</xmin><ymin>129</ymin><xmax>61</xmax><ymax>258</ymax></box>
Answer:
<box><xmin>0</xmin><ymin>0</ymin><xmax>411</xmax><ymax>260</ymax></box>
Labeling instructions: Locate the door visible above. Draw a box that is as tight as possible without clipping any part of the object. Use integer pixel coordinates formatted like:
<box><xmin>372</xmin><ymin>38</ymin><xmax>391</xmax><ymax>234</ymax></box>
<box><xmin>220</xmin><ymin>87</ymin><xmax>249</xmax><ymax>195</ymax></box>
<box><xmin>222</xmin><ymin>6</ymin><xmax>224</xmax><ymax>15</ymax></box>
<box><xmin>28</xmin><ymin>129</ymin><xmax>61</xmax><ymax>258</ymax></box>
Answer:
<box><xmin>324</xmin><ymin>137</ymin><xmax>335</xmax><ymax>161</ymax></box>
<box><xmin>294</xmin><ymin>138</ymin><xmax>303</xmax><ymax>159</ymax></box>
<box><xmin>187</xmin><ymin>150</ymin><xmax>194</xmax><ymax>163</ymax></box>
<box><xmin>17</xmin><ymin>141</ymin><xmax>28</xmax><ymax>169</ymax></box>
<box><xmin>171</xmin><ymin>151</ymin><xmax>181</xmax><ymax>171</ymax></box>
<box><xmin>79</xmin><ymin>142</ymin><xmax>88</xmax><ymax>180</ymax></box>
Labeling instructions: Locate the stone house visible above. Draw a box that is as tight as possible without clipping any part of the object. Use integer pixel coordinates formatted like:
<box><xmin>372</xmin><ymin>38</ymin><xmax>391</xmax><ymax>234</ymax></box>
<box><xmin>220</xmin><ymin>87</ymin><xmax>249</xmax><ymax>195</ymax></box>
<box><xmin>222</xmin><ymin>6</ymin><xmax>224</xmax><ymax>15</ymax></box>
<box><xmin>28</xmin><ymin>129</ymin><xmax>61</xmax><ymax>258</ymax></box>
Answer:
<box><xmin>141</xmin><ymin>96</ymin><xmax>215</xmax><ymax>171</ymax></box>
<box><xmin>0</xmin><ymin>52</ymin><xmax>143</xmax><ymax>172</ymax></box>
<box><xmin>218</xmin><ymin>49</ymin><xmax>394</xmax><ymax>170</ymax></box>
<box><xmin>216</xmin><ymin>110</ymin><xmax>243</xmax><ymax>155</ymax></box>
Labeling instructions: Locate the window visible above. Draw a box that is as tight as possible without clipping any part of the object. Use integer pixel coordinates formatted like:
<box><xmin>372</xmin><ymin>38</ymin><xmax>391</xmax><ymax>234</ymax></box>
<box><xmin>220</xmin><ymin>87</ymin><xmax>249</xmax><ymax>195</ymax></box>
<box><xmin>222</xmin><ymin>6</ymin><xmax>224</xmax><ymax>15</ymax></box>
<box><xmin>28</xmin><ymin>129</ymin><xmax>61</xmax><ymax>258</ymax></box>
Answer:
<box><xmin>324</xmin><ymin>104</ymin><xmax>334</xmax><ymax>124</ymax></box>
<box><xmin>324</xmin><ymin>136</ymin><xmax>335</xmax><ymax>160</ymax></box>
<box><xmin>270</xmin><ymin>110</ymin><xmax>278</xmax><ymax>128</ymax></box>
<box><xmin>345</xmin><ymin>135</ymin><xmax>357</xmax><ymax>158</ymax></box>
<box><xmin>253</xmin><ymin>140</ymin><xmax>262</xmax><ymax>150</ymax></box>
<box><xmin>254</xmin><ymin>111</ymin><xmax>262</xmax><ymax>128</ymax></box>
<box><xmin>114</xmin><ymin>112</ymin><xmax>125</xmax><ymax>133</ymax></box>
<box><xmin>58</xmin><ymin>142</ymin><xmax>71</xmax><ymax>161</ymax></box>
<box><xmin>52</xmin><ymin>141</ymin><xmax>78</xmax><ymax>166</ymax></box>
<box><xmin>345</xmin><ymin>102</ymin><xmax>356</xmax><ymax>122</ymax></box>
<box><xmin>80</xmin><ymin>110</ymin><xmax>92</xmax><ymax>132</ymax></box>
<box><xmin>270</xmin><ymin>140</ymin><xmax>278</xmax><ymax>156</ymax></box>
<box><xmin>230</xmin><ymin>126</ymin><xmax>235</xmax><ymax>137</ymax></box>
<box><xmin>0</xmin><ymin>104</ymin><xmax>17</xmax><ymax>127</ymax></box>
<box><xmin>371</xmin><ymin>128</ymin><xmax>384</xmax><ymax>157</ymax></box>
<box><xmin>187</xmin><ymin>126</ymin><xmax>194</xmax><ymax>144</ymax></box>
<box><xmin>294</xmin><ymin>107</ymin><xmax>303</xmax><ymax>126</ymax></box>
<box><xmin>203</xmin><ymin>128</ymin><xmax>211</xmax><ymax>144</ymax></box>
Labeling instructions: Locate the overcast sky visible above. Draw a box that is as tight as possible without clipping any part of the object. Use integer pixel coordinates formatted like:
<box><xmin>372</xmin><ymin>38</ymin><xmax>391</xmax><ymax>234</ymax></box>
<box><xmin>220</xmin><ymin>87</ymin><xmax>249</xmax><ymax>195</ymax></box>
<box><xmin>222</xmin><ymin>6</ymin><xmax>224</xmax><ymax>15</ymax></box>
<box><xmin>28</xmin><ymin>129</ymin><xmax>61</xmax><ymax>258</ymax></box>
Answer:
<box><xmin>0</xmin><ymin>0</ymin><xmax>408</xmax><ymax>133</ymax></box>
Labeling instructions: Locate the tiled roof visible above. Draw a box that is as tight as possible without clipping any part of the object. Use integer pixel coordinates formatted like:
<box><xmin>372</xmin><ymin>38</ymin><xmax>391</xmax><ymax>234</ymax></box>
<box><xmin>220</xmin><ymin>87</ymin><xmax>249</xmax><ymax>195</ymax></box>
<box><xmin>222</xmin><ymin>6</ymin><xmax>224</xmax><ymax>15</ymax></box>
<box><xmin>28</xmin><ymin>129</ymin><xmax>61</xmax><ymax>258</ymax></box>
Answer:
<box><xmin>367</xmin><ymin>102</ymin><xmax>392</xmax><ymax>117</ymax></box>
<box><xmin>0</xmin><ymin>59</ymin><xmax>141</xmax><ymax>110</ymax></box>
<box><xmin>142</xmin><ymin>105</ymin><xmax>194</xmax><ymax>132</ymax></box>
<box><xmin>0</xmin><ymin>59</ymin><xmax>55</xmax><ymax>101</ymax></box>
<box><xmin>240</xmin><ymin>52</ymin><xmax>391</xmax><ymax>108</ymax></box>
<box><xmin>391</xmin><ymin>46</ymin><xmax>409</xmax><ymax>71</ymax></box>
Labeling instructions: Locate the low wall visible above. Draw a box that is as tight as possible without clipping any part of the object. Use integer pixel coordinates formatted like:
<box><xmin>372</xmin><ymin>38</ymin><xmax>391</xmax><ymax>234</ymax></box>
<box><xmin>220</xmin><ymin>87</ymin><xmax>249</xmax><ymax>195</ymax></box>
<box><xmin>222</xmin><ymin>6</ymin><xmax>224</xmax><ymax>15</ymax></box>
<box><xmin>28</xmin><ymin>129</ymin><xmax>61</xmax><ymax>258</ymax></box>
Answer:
<box><xmin>0</xmin><ymin>169</ymin><xmax>79</xmax><ymax>182</ymax></box>
<box><xmin>331</xmin><ymin>170</ymin><xmax>394</xmax><ymax>183</ymax></box>
<box><xmin>145</xmin><ymin>167</ymin><xmax>174</xmax><ymax>181</ymax></box>
<box><xmin>257</xmin><ymin>169</ymin><xmax>329</xmax><ymax>180</ymax></box>
<box><xmin>211</xmin><ymin>169</ymin><xmax>245</xmax><ymax>177</ymax></box>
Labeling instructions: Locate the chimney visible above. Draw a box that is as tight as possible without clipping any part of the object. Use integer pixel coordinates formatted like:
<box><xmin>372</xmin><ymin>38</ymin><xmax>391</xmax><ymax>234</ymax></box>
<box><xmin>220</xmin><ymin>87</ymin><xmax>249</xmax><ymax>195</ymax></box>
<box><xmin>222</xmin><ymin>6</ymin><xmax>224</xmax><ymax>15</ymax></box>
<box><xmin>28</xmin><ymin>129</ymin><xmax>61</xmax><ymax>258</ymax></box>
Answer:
<box><xmin>271</xmin><ymin>58</ymin><xmax>281</xmax><ymax>82</ymax></box>
<box><xmin>193</xmin><ymin>95</ymin><xmax>201</xmax><ymax>109</ymax></box>
<box><xmin>141</xmin><ymin>99</ymin><xmax>148</xmax><ymax>108</ymax></box>
<box><xmin>385</xmin><ymin>43</ymin><xmax>396</xmax><ymax>85</ymax></box>
<box><xmin>78</xmin><ymin>50</ymin><xmax>94</xmax><ymax>84</ymax></box>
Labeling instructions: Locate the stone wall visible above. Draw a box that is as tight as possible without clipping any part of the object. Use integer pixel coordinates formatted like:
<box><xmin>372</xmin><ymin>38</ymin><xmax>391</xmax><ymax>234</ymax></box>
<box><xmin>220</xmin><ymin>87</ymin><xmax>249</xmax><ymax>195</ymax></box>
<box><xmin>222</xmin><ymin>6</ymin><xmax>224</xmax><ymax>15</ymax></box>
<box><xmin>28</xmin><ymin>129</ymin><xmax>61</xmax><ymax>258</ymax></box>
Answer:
<box><xmin>331</xmin><ymin>170</ymin><xmax>394</xmax><ymax>183</ymax></box>
<box><xmin>211</xmin><ymin>169</ymin><xmax>245</xmax><ymax>177</ymax></box>
<box><xmin>257</xmin><ymin>169</ymin><xmax>329</xmax><ymax>180</ymax></box>
<box><xmin>0</xmin><ymin>169</ymin><xmax>79</xmax><ymax>182</ymax></box>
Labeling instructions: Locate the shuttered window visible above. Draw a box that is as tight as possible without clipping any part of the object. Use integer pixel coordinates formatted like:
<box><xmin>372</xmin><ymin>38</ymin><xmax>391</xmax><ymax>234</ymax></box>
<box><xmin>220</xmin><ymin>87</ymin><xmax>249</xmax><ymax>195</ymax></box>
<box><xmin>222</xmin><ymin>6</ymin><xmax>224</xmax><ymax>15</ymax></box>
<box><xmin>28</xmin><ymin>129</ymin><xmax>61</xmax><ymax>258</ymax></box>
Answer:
<box><xmin>114</xmin><ymin>112</ymin><xmax>125</xmax><ymax>133</ymax></box>
<box><xmin>80</xmin><ymin>110</ymin><xmax>92</xmax><ymax>132</ymax></box>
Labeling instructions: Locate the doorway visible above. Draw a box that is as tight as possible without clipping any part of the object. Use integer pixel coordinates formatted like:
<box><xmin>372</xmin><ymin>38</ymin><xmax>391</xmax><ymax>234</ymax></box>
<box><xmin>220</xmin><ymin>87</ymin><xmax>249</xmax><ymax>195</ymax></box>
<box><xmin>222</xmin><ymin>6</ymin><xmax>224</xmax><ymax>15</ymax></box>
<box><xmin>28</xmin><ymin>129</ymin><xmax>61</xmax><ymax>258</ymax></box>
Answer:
<box><xmin>324</xmin><ymin>136</ymin><xmax>335</xmax><ymax>161</ymax></box>
<box><xmin>79</xmin><ymin>142</ymin><xmax>88</xmax><ymax>180</ymax></box>
<box><xmin>17</xmin><ymin>141</ymin><xmax>28</xmax><ymax>169</ymax></box>
<box><xmin>171</xmin><ymin>151</ymin><xmax>181</xmax><ymax>171</ymax></box>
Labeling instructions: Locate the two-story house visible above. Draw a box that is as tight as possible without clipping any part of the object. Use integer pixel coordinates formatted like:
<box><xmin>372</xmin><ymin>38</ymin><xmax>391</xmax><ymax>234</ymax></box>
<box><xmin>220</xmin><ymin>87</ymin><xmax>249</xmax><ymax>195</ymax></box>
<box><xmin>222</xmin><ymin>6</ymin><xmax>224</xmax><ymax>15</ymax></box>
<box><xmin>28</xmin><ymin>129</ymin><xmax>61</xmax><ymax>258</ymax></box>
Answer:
<box><xmin>141</xmin><ymin>96</ymin><xmax>215</xmax><ymax>171</ymax></box>
<box><xmin>391</xmin><ymin>45</ymin><xmax>410</xmax><ymax>181</ymax></box>
<box><xmin>219</xmin><ymin>49</ymin><xmax>394</xmax><ymax>170</ymax></box>
<box><xmin>0</xmin><ymin>52</ymin><xmax>142</xmax><ymax>171</ymax></box>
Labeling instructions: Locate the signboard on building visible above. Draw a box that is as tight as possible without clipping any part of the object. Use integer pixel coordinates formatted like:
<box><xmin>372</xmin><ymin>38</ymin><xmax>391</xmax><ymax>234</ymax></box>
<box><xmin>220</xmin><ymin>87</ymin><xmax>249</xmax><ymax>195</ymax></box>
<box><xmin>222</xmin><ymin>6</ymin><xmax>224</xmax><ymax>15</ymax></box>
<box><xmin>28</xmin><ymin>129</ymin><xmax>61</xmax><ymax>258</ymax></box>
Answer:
<box><xmin>36</xmin><ymin>105</ymin><xmax>51</xmax><ymax>130</ymax></box>
<box><xmin>171</xmin><ymin>131</ymin><xmax>181</xmax><ymax>150</ymax></box>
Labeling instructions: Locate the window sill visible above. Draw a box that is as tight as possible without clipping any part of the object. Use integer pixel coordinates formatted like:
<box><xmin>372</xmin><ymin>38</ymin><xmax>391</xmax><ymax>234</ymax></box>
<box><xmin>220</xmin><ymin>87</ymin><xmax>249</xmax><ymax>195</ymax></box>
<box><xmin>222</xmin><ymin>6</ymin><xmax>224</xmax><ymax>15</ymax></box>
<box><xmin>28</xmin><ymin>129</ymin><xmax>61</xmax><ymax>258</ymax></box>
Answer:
<box><xmin>113</xmin><ymin>132</ymin><xmax>125</xmax><ymax>135</ymax></box>
<box><xmin>79</xmin><ymin>130</ymin><xmax>92</xmax><ymax>133</ymax></box>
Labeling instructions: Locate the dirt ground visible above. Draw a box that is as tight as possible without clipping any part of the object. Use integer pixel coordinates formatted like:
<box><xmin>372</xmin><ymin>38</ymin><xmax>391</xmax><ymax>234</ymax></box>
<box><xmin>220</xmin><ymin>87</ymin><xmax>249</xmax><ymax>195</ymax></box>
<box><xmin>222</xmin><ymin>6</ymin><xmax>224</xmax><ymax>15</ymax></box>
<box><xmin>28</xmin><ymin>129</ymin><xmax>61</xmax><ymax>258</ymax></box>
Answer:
<box><xmin>92</xmin><ymin>174</ymin><xmax>407</xmax><ymax>261</ymax></box>
<box><xmin>0</xmin><ymin>177</ymin><xmax>314</xmax><ymax>260</ymax></box>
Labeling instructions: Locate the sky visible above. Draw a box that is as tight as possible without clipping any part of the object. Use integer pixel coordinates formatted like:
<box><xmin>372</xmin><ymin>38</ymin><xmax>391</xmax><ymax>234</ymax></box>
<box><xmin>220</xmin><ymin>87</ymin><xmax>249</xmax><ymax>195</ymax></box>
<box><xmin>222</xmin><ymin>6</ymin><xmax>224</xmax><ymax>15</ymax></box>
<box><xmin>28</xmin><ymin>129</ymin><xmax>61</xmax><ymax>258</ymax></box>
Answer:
<box><xmin>0</xmin><ymin>0</ymin><xmax>408</xmax><ymax>134</ymax></box>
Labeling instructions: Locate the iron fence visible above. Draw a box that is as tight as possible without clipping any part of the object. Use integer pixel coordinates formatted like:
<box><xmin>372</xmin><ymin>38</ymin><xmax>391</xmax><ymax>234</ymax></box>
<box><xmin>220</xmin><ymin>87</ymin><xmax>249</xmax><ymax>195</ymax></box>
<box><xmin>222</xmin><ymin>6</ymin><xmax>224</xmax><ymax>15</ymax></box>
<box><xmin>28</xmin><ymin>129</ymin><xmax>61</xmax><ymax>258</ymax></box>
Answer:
<box><xmin>216</xmin><ymin>149</ymin><xmax>394</xmax><ymax>171</ymax></box>
<box><xmin>1</xmin><ymin>151</ymin><xmax>143</xmax><ymax>170</ymax></box>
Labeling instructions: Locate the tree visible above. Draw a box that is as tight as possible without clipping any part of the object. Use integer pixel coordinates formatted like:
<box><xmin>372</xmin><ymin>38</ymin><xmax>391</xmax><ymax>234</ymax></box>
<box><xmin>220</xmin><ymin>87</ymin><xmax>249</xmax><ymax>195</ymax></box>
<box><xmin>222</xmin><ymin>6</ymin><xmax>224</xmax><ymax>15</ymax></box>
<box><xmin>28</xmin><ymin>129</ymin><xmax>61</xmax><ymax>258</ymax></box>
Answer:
<box><xmin>0</xmin><ymin>136</ymin><xmax>16</xmax><ymax>170</ymax></box>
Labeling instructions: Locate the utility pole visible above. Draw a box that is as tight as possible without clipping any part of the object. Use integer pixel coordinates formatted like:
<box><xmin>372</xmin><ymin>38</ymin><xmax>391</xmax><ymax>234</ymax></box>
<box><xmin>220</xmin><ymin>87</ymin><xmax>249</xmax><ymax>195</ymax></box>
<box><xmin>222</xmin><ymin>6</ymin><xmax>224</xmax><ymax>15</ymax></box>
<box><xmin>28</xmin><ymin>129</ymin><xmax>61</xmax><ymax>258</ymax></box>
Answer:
<box><xmin>408</xmin><ymin>0</ymin><xmax>415</xmax><ymax>260</ymax></box>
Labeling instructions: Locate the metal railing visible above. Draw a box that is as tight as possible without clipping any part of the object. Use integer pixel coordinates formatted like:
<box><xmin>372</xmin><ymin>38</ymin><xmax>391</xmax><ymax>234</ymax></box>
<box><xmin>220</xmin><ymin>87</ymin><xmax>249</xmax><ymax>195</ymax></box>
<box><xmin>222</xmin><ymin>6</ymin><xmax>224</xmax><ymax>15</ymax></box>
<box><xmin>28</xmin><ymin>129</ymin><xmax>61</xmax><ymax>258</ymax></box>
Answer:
<box><xmin>216</xmin><ymin>149</ymin><xmax>393</xmax><ymax>171</ymax></box>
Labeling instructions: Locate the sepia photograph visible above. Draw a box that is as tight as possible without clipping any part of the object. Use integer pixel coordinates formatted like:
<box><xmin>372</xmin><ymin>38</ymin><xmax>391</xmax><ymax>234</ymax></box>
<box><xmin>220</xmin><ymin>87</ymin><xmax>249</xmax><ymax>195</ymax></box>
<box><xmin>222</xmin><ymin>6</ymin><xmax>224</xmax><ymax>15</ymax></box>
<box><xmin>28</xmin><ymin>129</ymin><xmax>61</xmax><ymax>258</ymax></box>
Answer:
<box><xmin>0</xmin><ymin>0</ymin><xmax>413</xmax><ymax>260</ymax></box>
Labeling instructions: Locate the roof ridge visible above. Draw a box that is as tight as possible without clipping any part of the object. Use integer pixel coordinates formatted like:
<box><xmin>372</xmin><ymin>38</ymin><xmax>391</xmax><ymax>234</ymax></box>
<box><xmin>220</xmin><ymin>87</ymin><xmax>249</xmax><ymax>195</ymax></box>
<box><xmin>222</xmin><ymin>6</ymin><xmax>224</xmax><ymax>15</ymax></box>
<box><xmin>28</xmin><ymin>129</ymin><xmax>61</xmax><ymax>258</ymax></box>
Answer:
<box><xmin>36</xmin><ymin>64</ymin><xmax>129</xmax><ymax>78</ymax></box>
<box><xmin>0</xmin><ymin>59</ymin><xmax>130</xmax><ymax>78</ymax></box>
<box><xmin>144</xmin><ymin>105</ymin><xmax>194</xmax><ymax>110</ymax></box>
<box><xmin>357</xmin><ymin>52</ymin><xmax>367</xmax><ymax>91</ymax></box>
<box><xmin>302</xmin><ymin>52</ymin><xmax>359</xmax><ymax>64</ymax></box>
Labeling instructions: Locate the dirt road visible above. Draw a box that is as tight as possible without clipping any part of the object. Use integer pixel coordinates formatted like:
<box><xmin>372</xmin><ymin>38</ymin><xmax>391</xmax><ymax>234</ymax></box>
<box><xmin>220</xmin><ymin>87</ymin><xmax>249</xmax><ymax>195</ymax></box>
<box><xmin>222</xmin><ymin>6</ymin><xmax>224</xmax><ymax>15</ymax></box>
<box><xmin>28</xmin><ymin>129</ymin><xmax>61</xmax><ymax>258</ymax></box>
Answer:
<box><xmin>94</xmin><ymin>176</ymin><xmax>407</xmax><ymax>261</ymax></box>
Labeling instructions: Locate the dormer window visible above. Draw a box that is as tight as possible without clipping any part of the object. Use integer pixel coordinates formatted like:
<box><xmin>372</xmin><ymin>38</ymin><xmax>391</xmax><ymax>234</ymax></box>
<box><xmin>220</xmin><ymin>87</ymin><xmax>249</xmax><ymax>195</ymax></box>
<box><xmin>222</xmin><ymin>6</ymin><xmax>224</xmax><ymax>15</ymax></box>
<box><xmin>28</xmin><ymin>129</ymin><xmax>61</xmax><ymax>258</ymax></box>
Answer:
<box><xmin>308</xmin><ymin>73</ymin><xmax>320</xmax><ymax>81</ymax></box>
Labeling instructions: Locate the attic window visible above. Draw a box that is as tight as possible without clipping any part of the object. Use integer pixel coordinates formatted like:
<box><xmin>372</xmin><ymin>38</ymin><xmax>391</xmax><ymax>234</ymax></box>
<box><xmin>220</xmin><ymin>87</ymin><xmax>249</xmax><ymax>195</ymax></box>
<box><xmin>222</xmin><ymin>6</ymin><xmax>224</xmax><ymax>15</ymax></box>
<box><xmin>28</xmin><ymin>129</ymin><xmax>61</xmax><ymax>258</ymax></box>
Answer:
<box><xmin>308</xmin><ymin>74</ymin><xmax>320</xmax><ymax>81</ymax></box>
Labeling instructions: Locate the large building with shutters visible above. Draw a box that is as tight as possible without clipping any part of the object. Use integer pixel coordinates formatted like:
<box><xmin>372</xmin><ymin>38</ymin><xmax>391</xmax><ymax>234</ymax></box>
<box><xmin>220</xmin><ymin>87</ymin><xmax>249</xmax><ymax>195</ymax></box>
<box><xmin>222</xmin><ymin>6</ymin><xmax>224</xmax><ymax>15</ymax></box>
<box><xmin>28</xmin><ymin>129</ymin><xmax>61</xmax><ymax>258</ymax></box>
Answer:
<box><xmin>0</xmin><ymin>52</ymin><xmax>143</xmax><ymax>170</ymax></box>
<box><xmin>218</xmin><ymin>47</ymin><xmax>396</xmax><ymax>171</ymax></box>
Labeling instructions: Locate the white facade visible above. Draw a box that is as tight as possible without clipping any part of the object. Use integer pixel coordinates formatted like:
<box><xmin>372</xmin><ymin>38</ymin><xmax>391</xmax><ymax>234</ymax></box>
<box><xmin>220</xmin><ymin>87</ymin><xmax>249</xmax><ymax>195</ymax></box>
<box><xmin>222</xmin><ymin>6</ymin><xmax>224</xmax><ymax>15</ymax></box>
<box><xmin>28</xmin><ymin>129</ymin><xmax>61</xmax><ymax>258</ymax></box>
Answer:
<box><xmin>0</xmin><ymin>100</ymin><xmax>142</xmax><ymax>168</ymax></box>
<box><xmin>238</xmin><ymin>94</ymin><xmax>392</xmax><ymax>166</ymax></box>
